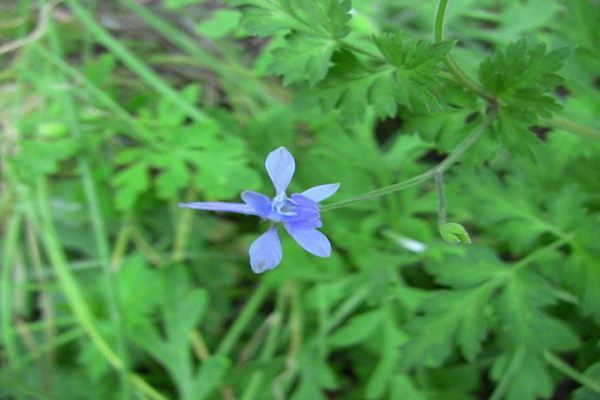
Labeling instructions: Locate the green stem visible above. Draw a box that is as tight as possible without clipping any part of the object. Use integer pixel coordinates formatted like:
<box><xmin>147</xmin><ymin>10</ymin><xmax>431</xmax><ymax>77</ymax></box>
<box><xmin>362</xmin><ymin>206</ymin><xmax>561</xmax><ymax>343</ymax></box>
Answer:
<box><xmin>14</xmin><ymin>328</ymin><xmax>84</xmax><ymax>370</ymax></box>
<box><xmin>434</xmin><ymin>171</ymin><xmax>446</xmax><ymax>225</ymax></box>
<box><xmin>321</xmin><ymin>116</ymin><xmax>492</xmax><ymax>211</ymax></box>
<box><xmin>33</xmin><ymin>45</ymin><xmax>158</xmax><ymax>147</ymax></box>
<box><xmin>34</xmin><ymin>179</ymin><xmax>167</xmax><ymax>400</ymax></box>
<box><xmin>543</xmin><ymin>116</ymin><xmax>600</xmax><ymax>141</ymax></box>
<box><xmin>172</xmin><ymin>187</ymin><xmax>196</xmax><ymax>263</ymax></box>
<box><xmin>120</xmin><ymin>0</ymin><xmax>276</xmax><ymax>106</ymax></box>
<box><xmin>216</xmin><ymin>282</ymin><xmax>272</xmax><ymax>357</ymax></box>
<box><xmin>1</xmin><ymin>209</ymin><xmax>23</xmax><ymax>366</ymax></box>
<box><xmin>325</xmin><ymin>284</ymin><xmax>372</xmax><ymax>332</ymax></box>
<box><xmin>544</xmin><ymin>351</ymin><xmax>600</xmax><ymax>395</ymax></box>
<box><xmin>64</xmin><ymin>0</ymin><xmax>209</xmax><ymax>123</ymax></box>
<box><xmin>434</xmin><ymin>0</ymin><xmax>495</xmax><ymax>102</ymax></box>
<box><xmin>240</xmin><ymin>288</ymin><xmax>286</xmax><ymax>400</ymax></box>
<box><xmin>338</xmin><ymin>39</ymin><xmax>382</xmax><ymax>59</ymax></box>
<box><xmin>434</xmin><ymin>0</ymin><xmax>599</xmax><ymax>143</ymax></box>
<box><xmin>47</xmin><ymin>20</ymin><xmax>131</xmax><ymax>397</ymax></box>
<box><xmin>512</xmin><ymin>235</ymin><xmax>572</xmax><ymax>271</ymax></box>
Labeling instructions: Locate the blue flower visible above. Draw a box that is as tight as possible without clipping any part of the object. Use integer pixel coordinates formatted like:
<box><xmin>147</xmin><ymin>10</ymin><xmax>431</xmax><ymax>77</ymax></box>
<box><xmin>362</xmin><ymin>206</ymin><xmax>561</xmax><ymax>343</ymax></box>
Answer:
<box><xmin>179</xmin><ymin>147</ymin><xmax>340</xmax><ymax>273</ymax></box>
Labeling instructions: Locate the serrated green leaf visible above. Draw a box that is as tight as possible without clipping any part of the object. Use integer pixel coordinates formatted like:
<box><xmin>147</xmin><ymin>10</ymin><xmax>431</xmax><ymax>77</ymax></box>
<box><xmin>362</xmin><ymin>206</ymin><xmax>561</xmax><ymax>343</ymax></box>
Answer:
<box><xmin>400</xmin><ymin>284</ymin><xmax>497</xmax><ymax>367</ymax></box>
<box><xmin>237</xmin><ymin>0</ymin><xmax>351</xmax><ymax>38</ymax></box>
<box><xmin>479</xmin><ymin>39</ymin><xmax>570</xmax><ymax>154</ymax></box>
<box><xmin>314</xmin><ymin>33</ymin><xmax>450</xmax><ymax>122</ymax></box>
<box><xmin>491</xmin><ymin>349</ymin><xmax>553</xmax><ymax>400</ymax></box>
<box><xmin>374</xmin><ymin>33</ymin><xmax>452</xmax><ymax>72</ymax></box>
<box><xmin>329</xmin><ymin>309</ymin><xmax>384</xmax><ymax>347</ymax></box>
<box><xmin>269</xmin><ymin>33</ymin><xmax>338</xmax><ymax>85</ymax></box>
<box><xmin>155</xmin><ymin>158</ymin><xmax>190</xmax><ymax>199</ymax></box>
<box><xmin>192</xmin><ymin>356</ymin><xmax>231</xmax><ymax>399</ymax></box>
<box><xmin>499</xmin><ymin>269</ymin><xmax>579</xmax><ymax>352</ymax></box>
<box><xmin>11</xmin><ymin>139</ymin><xmax>78</xmax><ymax>183</ymax></box>
<box><xmin>426</xmin><ymin>246</ymin><xmax>506</xmax><ymax>289</ymax></box>
<box><xmin>365</xmin><ymin>310</ymin><xmax>406</xmax><ymax>399</ymax></box>
<box><xmin>313</xmin><ymin>51</ymin><xmax>397</xmax><ymax>121</ymax></box>
<box><xmin>112</xmin><ymin>161</ymin><xmax>149</xmax><ymax>210</ymax></box>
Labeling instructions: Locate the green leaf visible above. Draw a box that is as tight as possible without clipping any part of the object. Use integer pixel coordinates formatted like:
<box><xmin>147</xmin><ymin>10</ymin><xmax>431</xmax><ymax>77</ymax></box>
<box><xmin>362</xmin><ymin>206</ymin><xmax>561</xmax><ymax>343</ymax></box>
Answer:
<box><xmin>129</xmin><ymin>266</ymin><xmax>211</xmax><ymax>400</ymax></box>
<box><xmin>269</xmin><ymin>33</ymin><xmax>338</xmax><ymax>85</ymax></box>
<box><xmin>479</xmin><ymin>39</ymin><xmax>570</xmax><ymax>153</ymax></box>
<box><xmin>375</xmin><ymin>33</ymin><xmax>452</xmax><ymax>72</ymax></box>
<box><xmin>238</xmin><ymin>0</ymin><xmax>351</xmax><ymax>84</ymax></box>
<box><xmin>365</xmin><ymin>309</ymin><xmax>407</xmax><ymax>399</ymax></box>
<box><xmin>192</xmin><ymin>357</ymin><xmax>231</xmax><ymax>400</ymax></box>
<box><xmin>314</xmin><ymin>50</ymin><xmax>397</xmax><ymax>121</ymax></box>
<box><xmin>498</xmin><ymin>269</ymin><xmax>579</xmax><ymax>352</ymax></box>
<box><xmin>196</xmin><ymin>10</ymin><xmax>241</xmax><ymax>39</ymax></box>
<box><xmin>439</xmin><ymin>222</ymin><xmax>472</xmax><ymax>244</ymax></box>
<box><xmin>425</xmin><ymin>246</ymin><xmax>506</xmax><ymax>289</ymax></box>
<box><xmin>11</xmin><ymin>138</ymin><xmax>78</xmax><ymax>183</ymax></box>
<box><xmin>373</xmin><ymin>33</ymin><xmax>452</xmax><ymax>111</ymax></box>
<box><xmin>400</xmin><ymin>284</ymin><xmax>496</xmax><ymax>367</ymax></box>
<box><xmin>112</xmin><ymin>161</ymin><xmax>149</xmax><ymax>210</ymax></box>
<box><xmin>329</xmin><ymin>309</ymin><xmax>384</xmax><ymax>347</ymax></box>
<box><xmin>314</xmin><ymin>34</ymin><xmax>451</xmax><ymax>122</ymax></box>
<box><xmin>491</xmin><ymin>349</ymin><xmax>553</xmax><ymax>400</ymax></box>
<box><xmin>164</xmin><ymin>0</ymin><xmax>204</xmax><ymax>10</ymax></box>
<box><xmin>389</xmin><ymin>375</ymin><xmax>426</xmax><ymax>400</ymax></box>
<box><xmin>155</xmin><ymin>157</ymin><xmax>190</xmax><ymax>199</ymax></box>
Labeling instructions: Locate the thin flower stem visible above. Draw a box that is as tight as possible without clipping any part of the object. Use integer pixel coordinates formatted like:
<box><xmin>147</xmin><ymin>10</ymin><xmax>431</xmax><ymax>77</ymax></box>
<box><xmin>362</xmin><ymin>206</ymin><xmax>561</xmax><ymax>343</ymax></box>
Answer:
<box><xmin>321</xmin><ymin>116</ymin><xmax>493</xmax><ymax>212</ymax></box>
<box><xmin>434</xmin><ymin>0</ymin><xmax>495</xmax><ymax>102</ymax></box>
<box><xmin>435</xmin><ymin>171</ymin><xmax>446</xmax><ymax>225</ymax></box>
<box><xmin>544</xmin><ymin>351</ymin><xmax>600</xmax><ymax>395</ymax></box>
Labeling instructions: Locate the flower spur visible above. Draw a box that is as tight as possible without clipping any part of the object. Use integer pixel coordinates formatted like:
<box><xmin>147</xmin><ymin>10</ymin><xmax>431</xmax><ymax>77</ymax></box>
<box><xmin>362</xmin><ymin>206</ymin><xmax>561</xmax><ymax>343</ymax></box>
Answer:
<box><xmin>179</xmin><ymin>147</ymin><xmax>340</xmax><ymax>273</ymax></box>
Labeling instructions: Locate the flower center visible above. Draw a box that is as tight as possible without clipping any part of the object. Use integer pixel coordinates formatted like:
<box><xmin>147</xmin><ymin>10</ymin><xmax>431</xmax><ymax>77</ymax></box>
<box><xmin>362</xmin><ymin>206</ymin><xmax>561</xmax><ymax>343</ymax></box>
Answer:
<box><xmin>271</xmin><ymin>192</ymin><xmax>297</xmax><ymax>217</ymax></box>
<box><xmin>269</xmin><ymin>193</ymin><xmax>322</xmax><ymax>229</ymax></box>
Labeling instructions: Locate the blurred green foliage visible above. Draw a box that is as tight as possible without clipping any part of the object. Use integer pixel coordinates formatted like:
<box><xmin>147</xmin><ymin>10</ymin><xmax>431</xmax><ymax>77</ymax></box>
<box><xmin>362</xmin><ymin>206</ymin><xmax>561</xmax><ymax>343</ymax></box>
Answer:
<box><xmin>1</xmin><ymin>0</ymin><xmax>599</xmax><ymax>399</ymax></box>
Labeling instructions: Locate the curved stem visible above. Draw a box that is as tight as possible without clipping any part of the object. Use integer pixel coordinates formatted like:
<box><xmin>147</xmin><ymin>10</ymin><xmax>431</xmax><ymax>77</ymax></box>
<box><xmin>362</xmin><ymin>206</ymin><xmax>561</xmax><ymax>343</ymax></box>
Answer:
<box><xmin>321</xmin><ymin>116</ymin><xmax>493</xmax><ymax>212</ymax></box>
<box><xmin>544</xmin><ymin>351</ymin><xmax>600</xmax><ymax>395</ymax></box>
<box><xmin>435</xmin><ymin>172</ymin><xmax>446</xmax><ymax>225</ymax></box>
<box><xmin>434</xmin><ymin>0</ymin><xmax>495</xmax><ymax>102</ymax></box>
<box><xmin>543</xmin><ymin>116</ymin><xmax>600</xmax><ymax>141</ymax></box>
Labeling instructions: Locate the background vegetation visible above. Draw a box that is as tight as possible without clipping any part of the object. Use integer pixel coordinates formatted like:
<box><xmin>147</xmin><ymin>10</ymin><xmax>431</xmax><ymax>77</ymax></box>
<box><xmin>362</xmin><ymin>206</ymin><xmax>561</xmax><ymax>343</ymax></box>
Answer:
<box><xmin>1</xmin><ymin>0</ymin><xmax>600</xmax><ymax>399</ymax></box>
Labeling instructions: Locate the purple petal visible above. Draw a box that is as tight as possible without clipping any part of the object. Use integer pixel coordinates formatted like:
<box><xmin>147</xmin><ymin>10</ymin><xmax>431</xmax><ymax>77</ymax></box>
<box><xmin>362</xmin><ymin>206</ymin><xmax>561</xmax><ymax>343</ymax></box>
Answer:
<box><xmin>284</xmin><ymin>225</ymin><xmax>331</xmax><ymax>258</ymax></box>
<box><xmin>265</xmin><ymin>147</ymin><xmax>295</xmax><ymax>194</ymax></box>
<box><xmin>301</xmin><ymin>183</ymin><xmax>340</xmax><ymax>203</ymax></box>
<box><xmin>179</xmin><ymin>202</ymin><xmax>256</xmax><ymax>215</ymax></box>
<box><xmin>284</xmin><ymin>194</ymin><xmax>322</xmax><ymax>229</ymax></box>
<box><xmin>249</xmin><ymin>226</ymin><xmax>282</xmax><ymax>273</ymax></box>
<box><xmin>241</xmin><ymin>191</ymin><xmax>272</xmax><ymax>219</ymax></box>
